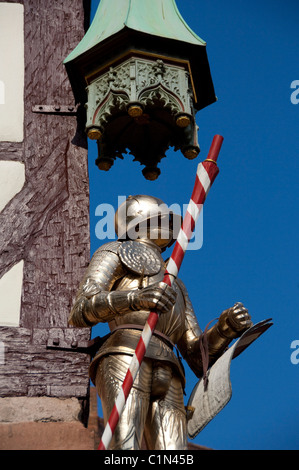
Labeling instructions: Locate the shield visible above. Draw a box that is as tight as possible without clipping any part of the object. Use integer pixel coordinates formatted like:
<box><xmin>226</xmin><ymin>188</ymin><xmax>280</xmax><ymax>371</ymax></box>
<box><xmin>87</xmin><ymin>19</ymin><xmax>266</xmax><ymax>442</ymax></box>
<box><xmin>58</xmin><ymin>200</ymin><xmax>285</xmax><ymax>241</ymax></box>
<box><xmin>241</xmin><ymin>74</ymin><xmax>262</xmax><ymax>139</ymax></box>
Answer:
<box><xmin>187</xmin><ymin>319</ymin><xmax>273</xmax><ymax>440</ymax></box>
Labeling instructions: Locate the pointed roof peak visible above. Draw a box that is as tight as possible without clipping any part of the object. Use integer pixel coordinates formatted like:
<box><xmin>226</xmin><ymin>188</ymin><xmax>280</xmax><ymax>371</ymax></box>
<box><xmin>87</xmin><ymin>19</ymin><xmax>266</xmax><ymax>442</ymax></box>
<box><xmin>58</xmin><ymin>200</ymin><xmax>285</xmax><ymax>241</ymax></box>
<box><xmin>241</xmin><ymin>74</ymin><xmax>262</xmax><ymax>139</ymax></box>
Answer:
<box><xmin>65</xmin><ymin>0</ymin><xmax>205</xmax><ymax>64</ymax></box>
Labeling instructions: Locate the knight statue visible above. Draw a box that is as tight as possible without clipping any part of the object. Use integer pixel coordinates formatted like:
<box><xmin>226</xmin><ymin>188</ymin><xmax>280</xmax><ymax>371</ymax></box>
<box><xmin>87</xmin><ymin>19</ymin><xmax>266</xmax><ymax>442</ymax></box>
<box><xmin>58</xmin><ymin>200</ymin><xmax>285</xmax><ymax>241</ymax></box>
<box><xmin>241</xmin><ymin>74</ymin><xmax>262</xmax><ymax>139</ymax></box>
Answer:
<box><xmin>69</xmin><ymin>195</ymin><xmax>252</xmax><ymax>450</ymax></box>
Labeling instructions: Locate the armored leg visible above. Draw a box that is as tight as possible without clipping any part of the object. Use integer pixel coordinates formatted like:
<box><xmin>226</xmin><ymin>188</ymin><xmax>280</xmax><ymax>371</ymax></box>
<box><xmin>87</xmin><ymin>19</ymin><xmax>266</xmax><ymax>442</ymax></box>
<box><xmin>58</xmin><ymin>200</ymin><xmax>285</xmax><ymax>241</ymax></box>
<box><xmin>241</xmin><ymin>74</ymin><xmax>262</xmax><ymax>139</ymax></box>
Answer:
<box><xmin>96</xmin><ymin>354</ymin><xmax>152</xmax><ymax>450</ymax></box>
<box><xmin>143</xmin><ymin>370</ymin><xmax>187</xmax><ymax>450</ymax></box>
<box><xmin>96</xmin><ymin>355</ymin><xmax>187</xmax><ymax>450</ymax></box>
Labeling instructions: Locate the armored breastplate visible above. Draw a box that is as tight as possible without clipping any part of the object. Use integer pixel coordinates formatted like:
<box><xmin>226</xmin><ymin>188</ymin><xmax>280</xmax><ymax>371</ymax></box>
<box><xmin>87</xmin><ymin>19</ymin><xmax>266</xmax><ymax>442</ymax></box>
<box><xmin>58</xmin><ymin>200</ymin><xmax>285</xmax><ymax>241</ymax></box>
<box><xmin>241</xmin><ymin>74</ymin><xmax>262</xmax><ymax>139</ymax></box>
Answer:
<box><xmin>89</xmin><ymin>241</ymin><xmax>187</xmax><ymax>385</ymax></box>
<box><xmin>113</xmin><ymin>242</ymin><xmax>187</xmax><ymax>345</ymax></box>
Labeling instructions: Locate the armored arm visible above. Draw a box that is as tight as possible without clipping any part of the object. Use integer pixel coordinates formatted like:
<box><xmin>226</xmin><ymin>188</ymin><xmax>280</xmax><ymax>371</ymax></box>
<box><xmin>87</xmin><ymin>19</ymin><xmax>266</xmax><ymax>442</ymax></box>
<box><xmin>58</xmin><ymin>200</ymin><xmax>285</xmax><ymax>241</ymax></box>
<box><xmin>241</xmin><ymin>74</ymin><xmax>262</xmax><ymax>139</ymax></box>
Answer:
<box><xmin>69</xmin><ymin>242</ymin><xmax>126</xmax><ymax>327</ymax></box>
<box><xmin>177</xmin><ymin>280</ymin><xmax>252</xmax><ymax>378</ymax></box>
<box><xmin>203</xmin><ymin>302</ymin><xmax>253</xmax><ymax>363</ymax></box>
<box><xmin>69</xmin><ymin>242</ymin><xmax>177</xmax><ymax>327</ymax></box>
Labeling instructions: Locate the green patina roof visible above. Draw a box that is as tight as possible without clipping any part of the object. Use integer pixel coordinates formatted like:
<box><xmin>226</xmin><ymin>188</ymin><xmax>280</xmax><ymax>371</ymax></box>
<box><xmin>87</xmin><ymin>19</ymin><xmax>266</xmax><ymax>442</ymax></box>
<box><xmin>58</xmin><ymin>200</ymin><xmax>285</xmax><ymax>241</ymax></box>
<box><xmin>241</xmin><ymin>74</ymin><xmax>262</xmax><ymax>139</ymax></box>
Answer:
<box><xmin>64</xmin><ymin>0</ymin><xmax>206</xmax><ymax>64</ymax></box>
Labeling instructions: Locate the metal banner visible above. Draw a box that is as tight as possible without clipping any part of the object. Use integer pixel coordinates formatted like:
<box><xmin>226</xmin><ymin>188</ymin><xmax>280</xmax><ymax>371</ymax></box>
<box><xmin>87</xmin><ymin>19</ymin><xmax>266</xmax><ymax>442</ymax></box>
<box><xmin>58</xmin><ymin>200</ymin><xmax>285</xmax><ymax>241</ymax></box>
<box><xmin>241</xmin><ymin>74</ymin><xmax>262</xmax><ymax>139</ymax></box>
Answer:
<box><xmin>187</xmin><ymin>319</ymin><xmax>273</xmax><ymax>439</ymax></box>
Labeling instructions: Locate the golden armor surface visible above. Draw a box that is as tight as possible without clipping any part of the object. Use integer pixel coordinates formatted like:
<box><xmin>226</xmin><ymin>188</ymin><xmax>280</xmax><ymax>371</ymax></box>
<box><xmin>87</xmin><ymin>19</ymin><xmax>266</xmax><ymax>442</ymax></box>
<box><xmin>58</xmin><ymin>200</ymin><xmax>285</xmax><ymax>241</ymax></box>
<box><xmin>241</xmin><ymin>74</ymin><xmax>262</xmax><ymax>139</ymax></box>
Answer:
<box><xmin>69</xmin><ymin>195</ymin><xmax>252</xmax><ymax>450</ymax></box>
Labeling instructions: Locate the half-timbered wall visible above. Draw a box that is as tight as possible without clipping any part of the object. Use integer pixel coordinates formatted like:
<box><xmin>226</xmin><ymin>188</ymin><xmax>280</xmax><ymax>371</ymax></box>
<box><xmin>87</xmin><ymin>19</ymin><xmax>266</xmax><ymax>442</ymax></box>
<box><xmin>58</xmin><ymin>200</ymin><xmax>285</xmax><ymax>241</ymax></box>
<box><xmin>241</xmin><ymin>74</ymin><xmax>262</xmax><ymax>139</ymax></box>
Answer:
<box><xmin>0</xmin><ymin>0</ymin><xmax>91</xmax><ymax>407</ymax></box>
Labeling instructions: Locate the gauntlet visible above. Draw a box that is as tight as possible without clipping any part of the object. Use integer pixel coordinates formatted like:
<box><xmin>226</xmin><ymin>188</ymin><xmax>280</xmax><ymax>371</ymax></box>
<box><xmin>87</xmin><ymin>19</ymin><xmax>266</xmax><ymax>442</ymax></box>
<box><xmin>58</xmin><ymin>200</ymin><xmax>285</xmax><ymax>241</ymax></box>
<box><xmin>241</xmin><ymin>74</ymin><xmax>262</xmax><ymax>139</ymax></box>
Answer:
<box><xmin>217</xmin><ymin>302</ymin><xmax>253</xmax><ymax>339</ymax></box>
<box><xmin>204</xmin><ymin>302</ymin><xmax>253</xmax><ymax>362</ymax></box>
<box><xmin>106</xmin><ymin>281</ymin><xmax>177</xmax><ymax>315</ymax></box>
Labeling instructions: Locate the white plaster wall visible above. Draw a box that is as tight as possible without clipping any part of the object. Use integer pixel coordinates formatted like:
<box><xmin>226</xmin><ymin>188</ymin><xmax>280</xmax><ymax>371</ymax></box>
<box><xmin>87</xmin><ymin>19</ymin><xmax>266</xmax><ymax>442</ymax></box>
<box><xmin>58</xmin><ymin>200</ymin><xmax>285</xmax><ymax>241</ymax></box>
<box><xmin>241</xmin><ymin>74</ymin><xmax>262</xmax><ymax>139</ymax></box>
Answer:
<box><xmin>0</xmin><ymin>160</ymin><xmax>25</xmax><ymax>212</ymax></box>
<box><xmin>0</xmin><ymin>3</ymin><xmax>24</xmax><ymax>142</ymax></box>
<box><xmin>0</xmin><ymin>160</ymin><xmax>25</xmax><ymax>325</ymax></box>
<box><xmin>0</xmin><ymin>261</ymin><xmax>24</xmax><ymax>327</ymax></box>
<box><xmin>0</xmin><ymin>81</ymin><xmax>4</xmax><ymax>105</ymax></box>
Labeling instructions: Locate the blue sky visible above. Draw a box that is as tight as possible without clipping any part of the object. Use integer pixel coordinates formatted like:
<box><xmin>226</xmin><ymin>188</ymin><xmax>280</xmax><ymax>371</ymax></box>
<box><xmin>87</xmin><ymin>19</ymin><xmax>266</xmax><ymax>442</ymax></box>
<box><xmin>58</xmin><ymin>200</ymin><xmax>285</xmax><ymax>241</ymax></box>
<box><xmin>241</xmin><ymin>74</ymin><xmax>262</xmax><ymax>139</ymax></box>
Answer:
<box><xmin>87</xmin><ymin>0</ymin><xmax>299</xmax><ymax>450</ymax></box>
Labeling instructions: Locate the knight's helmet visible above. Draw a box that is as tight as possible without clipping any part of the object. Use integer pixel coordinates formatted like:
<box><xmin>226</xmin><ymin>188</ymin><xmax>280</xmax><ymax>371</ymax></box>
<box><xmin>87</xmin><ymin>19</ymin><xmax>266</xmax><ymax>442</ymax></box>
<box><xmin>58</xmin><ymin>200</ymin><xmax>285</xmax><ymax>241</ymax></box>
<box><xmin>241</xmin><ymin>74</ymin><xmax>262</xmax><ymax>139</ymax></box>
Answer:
<box><xmin>115</xmin><ymin>195</ymin><xmax>182</xmax><ymax>250</ymax></box>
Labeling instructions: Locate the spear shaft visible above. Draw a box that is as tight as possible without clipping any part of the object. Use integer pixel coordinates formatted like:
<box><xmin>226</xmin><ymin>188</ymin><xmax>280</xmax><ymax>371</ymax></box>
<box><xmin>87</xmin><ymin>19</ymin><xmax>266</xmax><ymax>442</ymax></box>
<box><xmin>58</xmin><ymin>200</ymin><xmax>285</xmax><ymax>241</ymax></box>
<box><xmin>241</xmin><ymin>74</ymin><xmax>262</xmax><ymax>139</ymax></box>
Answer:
<box><xmin>98</xmin><ymin>135</ymin><xmax>224</xmax><ymax>450</ymax></box>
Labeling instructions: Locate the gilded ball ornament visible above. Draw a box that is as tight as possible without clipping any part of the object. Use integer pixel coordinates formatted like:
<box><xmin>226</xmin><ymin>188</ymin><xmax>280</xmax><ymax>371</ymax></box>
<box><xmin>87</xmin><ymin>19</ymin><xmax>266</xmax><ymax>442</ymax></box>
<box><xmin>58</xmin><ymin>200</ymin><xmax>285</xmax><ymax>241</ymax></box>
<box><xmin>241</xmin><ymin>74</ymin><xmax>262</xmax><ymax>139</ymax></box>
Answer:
<box><xmin>175</xmin><ymin>114</ymin><xmax>191</xmax><ymax>128</ymax></box>
<box><xmin>87</xmin><ymin>127</ymin><xmax>102</xmax><ymax>140</ymax></box>
<box><xmin>128</xmin><ymin>104</ymin><xmax>144</xmax><ymax>118</ymax></box>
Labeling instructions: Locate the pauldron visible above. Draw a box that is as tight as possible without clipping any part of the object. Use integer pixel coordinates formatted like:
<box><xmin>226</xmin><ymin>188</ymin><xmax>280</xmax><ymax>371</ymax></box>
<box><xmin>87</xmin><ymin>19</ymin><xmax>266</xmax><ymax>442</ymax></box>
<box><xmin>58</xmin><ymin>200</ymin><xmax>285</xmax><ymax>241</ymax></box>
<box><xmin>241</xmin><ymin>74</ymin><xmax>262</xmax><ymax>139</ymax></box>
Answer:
<box><xmin>118</xmin><ymin>240</ymin><xmax>163</xmax><ymax>276</ymax></box>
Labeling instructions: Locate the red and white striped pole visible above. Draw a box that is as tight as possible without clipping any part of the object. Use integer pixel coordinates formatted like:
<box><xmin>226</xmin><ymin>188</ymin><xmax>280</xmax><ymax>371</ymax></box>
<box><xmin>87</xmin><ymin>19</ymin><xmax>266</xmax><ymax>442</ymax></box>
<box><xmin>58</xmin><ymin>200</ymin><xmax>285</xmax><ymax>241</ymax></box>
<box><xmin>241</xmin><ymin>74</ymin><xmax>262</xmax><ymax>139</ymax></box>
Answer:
<box><xmin>98</xmin><ymin>135</ymin><xmax>224</xmax><ymax>450</ymax></box>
